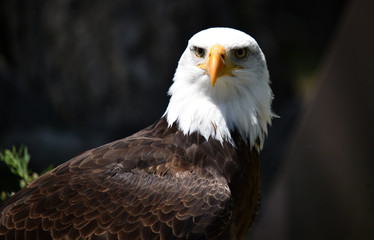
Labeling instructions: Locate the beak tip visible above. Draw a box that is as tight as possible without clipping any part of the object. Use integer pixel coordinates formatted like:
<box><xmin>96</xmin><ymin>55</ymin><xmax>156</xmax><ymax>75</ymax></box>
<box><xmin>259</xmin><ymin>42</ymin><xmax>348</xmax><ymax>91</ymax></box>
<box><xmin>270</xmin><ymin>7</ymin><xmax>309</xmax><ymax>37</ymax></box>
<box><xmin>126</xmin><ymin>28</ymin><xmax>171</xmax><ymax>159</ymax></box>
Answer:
<box><xmin>211</xmin><ymin>79</ymin><xmax>216</xmax><ymax>87</ymax></box>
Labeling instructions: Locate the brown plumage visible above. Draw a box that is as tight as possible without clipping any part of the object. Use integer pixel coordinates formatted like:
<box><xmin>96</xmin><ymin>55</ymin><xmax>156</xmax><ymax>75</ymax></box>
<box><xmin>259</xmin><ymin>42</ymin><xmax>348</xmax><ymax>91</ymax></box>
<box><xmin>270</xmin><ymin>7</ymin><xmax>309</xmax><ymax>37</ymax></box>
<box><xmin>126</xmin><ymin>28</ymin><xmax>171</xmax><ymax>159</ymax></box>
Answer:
<box><xmin>0</xmin><ymin>27</ymin><xmax>273</xmax><ymax>239</ymax></box>
<box><xmin>0</xmin><ymin>118</ymin><xmax>259</xmax><ymax>239</ymax></box>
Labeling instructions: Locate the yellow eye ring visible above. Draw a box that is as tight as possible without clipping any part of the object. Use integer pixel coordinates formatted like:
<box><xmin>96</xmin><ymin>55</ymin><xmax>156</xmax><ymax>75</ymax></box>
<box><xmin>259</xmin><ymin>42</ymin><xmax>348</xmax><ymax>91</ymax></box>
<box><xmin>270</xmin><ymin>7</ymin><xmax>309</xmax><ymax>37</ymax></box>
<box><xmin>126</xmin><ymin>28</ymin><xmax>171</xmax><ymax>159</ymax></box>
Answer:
<box><xmin>194</xmin><ymin>47</ymin><xmax>205</xmax><ymax>58</ymax></box>
<box><xmin>234</xmin><ymin>48</ymin><xmax>248</xmax><ymax>59</ymax></box>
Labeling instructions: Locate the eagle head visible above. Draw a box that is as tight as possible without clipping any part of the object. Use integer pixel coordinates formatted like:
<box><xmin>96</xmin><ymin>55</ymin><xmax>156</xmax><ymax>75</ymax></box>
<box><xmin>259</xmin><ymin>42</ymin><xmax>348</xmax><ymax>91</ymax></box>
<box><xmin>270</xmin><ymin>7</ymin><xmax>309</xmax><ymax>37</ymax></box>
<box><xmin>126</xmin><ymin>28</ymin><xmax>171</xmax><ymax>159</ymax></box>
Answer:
<box><xmin>164</xmin><ymin>27</ymin><xmax>274</xmax><ymax>149</ymax></box>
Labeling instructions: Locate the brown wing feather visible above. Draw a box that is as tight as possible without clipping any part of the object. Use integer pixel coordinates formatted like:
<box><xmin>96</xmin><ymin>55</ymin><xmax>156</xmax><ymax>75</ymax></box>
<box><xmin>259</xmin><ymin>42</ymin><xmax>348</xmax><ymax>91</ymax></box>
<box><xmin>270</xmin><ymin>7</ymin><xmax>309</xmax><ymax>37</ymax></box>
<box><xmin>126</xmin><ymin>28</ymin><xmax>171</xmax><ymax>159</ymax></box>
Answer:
<box><xmin>0</xmin><ymin>119</ymin><xmax>236</xmax><ymax>240</ymax></box>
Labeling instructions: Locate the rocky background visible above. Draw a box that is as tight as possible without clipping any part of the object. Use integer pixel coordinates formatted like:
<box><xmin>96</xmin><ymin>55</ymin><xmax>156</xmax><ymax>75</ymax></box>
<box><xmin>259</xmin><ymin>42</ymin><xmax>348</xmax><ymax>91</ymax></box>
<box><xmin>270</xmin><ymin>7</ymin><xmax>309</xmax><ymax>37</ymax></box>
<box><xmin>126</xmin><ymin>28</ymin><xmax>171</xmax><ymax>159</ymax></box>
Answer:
<box><xmin>1</xmin><ymin>0</ymin><xmax>374</xmax><ymax>239</ymax></box>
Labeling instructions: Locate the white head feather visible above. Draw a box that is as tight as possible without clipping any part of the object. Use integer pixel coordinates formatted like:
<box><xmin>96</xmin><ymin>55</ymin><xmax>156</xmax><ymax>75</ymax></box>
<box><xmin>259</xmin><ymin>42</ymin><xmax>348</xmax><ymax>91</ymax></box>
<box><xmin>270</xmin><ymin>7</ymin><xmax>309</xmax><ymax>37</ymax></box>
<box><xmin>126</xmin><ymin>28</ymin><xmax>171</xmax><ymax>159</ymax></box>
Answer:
<box><xmin>163</xmin><ymin>27</ymin><xmax>274</xmax><ymax>150</ymax></box>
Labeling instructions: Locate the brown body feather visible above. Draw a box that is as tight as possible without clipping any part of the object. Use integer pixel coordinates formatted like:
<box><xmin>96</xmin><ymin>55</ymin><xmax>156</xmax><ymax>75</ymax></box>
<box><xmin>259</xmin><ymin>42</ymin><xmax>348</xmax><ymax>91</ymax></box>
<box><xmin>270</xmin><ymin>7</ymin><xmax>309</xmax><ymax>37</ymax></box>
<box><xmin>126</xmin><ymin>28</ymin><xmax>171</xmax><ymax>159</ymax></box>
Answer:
<box><xmin>0</xmin><ymin>118</ymin><xmax>260</xmax><ymax>239</ymax></box>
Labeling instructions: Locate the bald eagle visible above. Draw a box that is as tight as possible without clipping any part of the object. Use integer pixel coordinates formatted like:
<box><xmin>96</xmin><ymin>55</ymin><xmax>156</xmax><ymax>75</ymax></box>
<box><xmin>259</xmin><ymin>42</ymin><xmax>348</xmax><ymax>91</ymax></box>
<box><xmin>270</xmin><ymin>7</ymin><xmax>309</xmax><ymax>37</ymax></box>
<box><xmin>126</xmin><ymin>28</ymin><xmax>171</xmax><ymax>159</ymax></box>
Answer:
<box><xmin>0</xmin><ymin>27</ymin><xmax>274</xmax><ymax>240</ymax></box>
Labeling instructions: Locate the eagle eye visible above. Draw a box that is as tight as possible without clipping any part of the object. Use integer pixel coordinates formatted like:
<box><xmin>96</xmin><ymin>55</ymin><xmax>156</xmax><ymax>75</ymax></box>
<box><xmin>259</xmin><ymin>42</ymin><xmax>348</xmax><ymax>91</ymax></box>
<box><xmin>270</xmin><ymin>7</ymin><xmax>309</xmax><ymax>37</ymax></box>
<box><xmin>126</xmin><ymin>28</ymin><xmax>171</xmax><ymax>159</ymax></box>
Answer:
<box><xmin>194</xmin><ymin>47</ymin><xmax>205</xmax><ymax>58</ymax></box>
<box><xmin>234</xmin><ymin>48</ymin><xmax>248</xmax><ymax>59</ymax></box>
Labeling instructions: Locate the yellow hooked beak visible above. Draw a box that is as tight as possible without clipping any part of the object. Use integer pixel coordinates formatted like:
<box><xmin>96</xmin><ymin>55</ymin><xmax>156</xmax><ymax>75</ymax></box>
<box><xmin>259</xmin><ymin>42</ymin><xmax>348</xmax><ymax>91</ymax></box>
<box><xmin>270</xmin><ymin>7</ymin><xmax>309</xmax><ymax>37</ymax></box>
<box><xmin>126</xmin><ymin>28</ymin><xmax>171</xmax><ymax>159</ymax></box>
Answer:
<box><xmin>198</xmin><ymin>44</ymin><xmax>242</xmax><ymax>86</ymax></box>
<box><xmin>208</xmin><ymin>44</ymin><xmax>226</xmax><ymax>86</ymax></box>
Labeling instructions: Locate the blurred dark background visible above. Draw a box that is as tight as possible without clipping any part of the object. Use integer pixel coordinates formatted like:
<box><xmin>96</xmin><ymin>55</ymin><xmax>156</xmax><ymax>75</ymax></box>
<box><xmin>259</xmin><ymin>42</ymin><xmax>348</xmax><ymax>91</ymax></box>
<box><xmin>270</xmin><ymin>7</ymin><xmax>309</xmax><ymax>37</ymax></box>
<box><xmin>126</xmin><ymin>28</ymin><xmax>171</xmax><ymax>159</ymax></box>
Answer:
<box><xmin>1</xmin><ymin>0</ymin><xmax>373</xmax><ymax>239</ymax></box>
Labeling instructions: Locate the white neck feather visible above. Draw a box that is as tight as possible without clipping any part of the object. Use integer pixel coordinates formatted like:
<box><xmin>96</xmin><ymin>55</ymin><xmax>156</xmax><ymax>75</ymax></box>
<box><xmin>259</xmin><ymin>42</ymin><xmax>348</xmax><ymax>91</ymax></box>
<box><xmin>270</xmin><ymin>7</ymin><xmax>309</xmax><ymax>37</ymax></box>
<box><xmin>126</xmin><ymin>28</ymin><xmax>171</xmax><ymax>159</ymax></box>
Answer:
<box><xmin>163</xmin><ymin>66</ymin><xmax>273</xmax><ymax>150</ymax></box>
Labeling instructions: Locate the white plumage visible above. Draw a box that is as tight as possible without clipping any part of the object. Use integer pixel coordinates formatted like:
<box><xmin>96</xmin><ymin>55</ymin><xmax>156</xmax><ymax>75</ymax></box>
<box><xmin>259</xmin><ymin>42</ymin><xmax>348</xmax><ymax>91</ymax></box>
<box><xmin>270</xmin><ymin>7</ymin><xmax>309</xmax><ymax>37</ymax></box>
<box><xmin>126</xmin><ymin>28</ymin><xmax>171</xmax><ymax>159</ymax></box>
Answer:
<box><xmin>164</xmin><ymin>27</ymin><xmax>274</xmax><ymax>149</ymax></box>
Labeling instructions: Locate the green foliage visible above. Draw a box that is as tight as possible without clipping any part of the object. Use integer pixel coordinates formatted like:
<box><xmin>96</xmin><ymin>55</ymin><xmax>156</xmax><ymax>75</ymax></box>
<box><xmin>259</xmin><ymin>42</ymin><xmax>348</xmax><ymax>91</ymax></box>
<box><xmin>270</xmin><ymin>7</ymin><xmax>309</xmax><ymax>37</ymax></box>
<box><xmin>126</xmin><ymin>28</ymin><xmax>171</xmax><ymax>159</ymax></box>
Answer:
<box><xmin>0</xmin><ymin>146</ymin><xmax>31</xmax><ymax>188</ymax></box>
<box><xmin>0</xmin><ymin>146</ymin><xmax>53</xmax><ymax>201</ymax></box>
